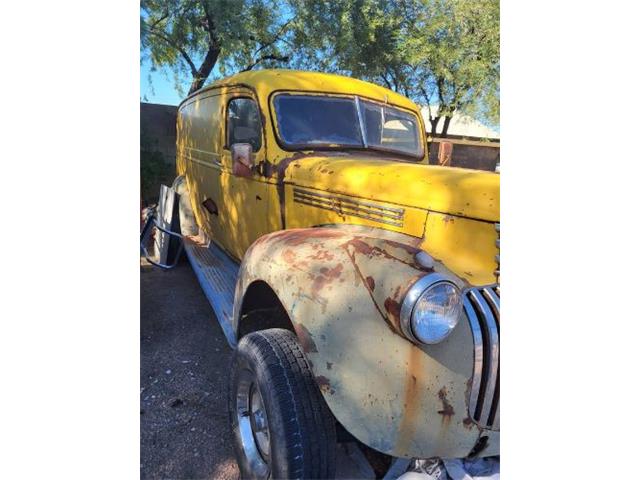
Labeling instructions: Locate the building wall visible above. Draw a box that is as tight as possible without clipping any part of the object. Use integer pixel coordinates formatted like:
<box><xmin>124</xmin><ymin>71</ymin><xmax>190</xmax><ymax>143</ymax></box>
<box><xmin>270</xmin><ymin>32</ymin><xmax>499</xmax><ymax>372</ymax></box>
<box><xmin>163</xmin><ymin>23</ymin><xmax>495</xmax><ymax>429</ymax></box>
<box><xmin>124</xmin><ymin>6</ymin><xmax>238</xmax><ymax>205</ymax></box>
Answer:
<box><xmin>428</xmin><ymin>137</ymin><xmax>500</xmax><ymax>172</ymax></box>
<box><xmin>140</xmin><ymin>103</ymin><xmax>179</xmax><ymax>203</ymax></box>
<box><xmin>140</xmin><ymin>103</ymin><xmax>178</xmax><ymax>164</ymax></box>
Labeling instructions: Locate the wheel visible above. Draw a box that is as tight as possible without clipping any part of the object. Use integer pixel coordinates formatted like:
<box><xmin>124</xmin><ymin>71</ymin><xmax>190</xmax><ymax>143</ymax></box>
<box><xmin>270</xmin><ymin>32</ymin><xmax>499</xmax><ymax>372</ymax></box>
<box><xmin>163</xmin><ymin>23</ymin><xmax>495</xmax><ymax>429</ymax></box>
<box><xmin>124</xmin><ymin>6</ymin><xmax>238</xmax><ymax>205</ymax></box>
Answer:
<box><xmin>229</xmin><ymin>328</ymin><xmax>337</xmax><ymax>479</ymax></box>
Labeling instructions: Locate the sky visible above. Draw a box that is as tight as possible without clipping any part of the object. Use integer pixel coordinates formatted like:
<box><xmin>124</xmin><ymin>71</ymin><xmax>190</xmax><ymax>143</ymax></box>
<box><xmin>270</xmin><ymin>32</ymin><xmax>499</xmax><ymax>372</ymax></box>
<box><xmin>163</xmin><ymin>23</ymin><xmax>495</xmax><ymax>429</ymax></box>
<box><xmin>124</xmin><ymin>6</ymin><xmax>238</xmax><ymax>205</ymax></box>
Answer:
<box><xmin>140</xmin><ymin>61</ymin><xmax>184</xmax><ymax>106</ymax></box>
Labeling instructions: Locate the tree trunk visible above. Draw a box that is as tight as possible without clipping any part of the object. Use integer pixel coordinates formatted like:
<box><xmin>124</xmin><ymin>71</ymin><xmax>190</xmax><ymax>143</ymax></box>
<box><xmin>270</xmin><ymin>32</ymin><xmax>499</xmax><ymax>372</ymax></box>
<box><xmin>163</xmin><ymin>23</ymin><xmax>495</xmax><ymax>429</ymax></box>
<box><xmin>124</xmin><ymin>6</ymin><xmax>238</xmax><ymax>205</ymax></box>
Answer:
<box><xmin>188</xmin><ymin>46</ymin><xmax>220</xmax><ymax>94</ymax></box>
<box><xmin>427</xmin><ymin>116</ymin><xmax>441</xmax><ymax>158</ymax></box>
<box><xmin>429</xmin><ymin>116</ymin><xmax>441</xmax><ymax>136</ymax></box>
<box><xmin>441</xmin><ymin>115</ymin><xmax>453</xmax><ymax>138</ymax></box>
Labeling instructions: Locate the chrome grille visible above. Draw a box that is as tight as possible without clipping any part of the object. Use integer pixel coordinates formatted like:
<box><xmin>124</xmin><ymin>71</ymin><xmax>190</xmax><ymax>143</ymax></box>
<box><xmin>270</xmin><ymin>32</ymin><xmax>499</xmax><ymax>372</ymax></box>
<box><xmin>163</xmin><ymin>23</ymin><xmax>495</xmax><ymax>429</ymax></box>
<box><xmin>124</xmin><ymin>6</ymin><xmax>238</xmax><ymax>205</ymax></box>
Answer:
<box><xmin>464</xmin><ymin>284</ymin><xmax>500</xmax><ymax>429</ymax></box>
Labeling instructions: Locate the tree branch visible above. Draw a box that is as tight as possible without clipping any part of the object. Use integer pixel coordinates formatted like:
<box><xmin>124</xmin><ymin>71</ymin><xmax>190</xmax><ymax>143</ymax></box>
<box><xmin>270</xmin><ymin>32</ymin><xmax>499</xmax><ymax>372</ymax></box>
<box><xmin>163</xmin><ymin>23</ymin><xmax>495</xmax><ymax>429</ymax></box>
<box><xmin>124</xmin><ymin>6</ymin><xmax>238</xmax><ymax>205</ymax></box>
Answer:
<box><xmin>242</xmin><ymin>54</ymin><xmax>290</xmax><ymax>72</ymax></box>
<box><xmin>148</xmin><ymin>11</ymin><xmax>169</xmax><ymax>30</ymax></box>
<box><xmin>254</xmin><ymin>19</ymin><xmax>293</xmax><ymax>57</ymax></box>
<box><xmin>146</xmin><ymin>28</ymin><xmax>198</xmax><ymax>78</ymax></box>
<box><xmin>379</xmin><ymin>72</ymin><xmax>393</xmax><ymax>90</ymax></box>
<box><xmin>199</xmin><ymin>0</ymin><xmax>219</xmax><ymax>46</ymax></box>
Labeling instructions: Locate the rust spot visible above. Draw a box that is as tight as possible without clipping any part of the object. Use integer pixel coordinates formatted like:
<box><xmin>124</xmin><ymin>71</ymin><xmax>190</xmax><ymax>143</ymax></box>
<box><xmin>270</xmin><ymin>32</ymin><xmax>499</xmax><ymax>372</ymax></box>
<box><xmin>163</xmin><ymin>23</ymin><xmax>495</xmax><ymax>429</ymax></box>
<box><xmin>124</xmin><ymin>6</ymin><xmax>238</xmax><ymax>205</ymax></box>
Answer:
<box><xmin>308</xmin><ymin>249</ymin><xmax>335</xmax><ymax>261</ymax></box>
<box><xmin>275</xmin><ymin>153</ymin><xmax>319</xmax><ymax>228</ymax></box>
<box><xmin>341</xmin><ymin>236</ymin><xmax>422</xmax><ymax>334</ymax></box>
<box><xmin>437</xmin><ymin>387</ymin><xmax>455</xmax><ymax>420</ymax></box>
<box><xmin>344</xmin><ymin>237</ymin><xmax>427</xmax><ymax>270</ymax></box>
<box><xmin>311</xmin><ymin>272</ymin><xmax>333</xmax><ymax>292</ymax></box>
<box><xmin>345</xmin><ymin>238</ymin><xmax>375</xmax><ymax>256</ymax></box>
<box><xmin>396</xmin><ymin>345</ymin><xmax>422</xmax><ymax>453</ymax></box>
<box><xmin>316</xmin><ymin>375</ymin><xmax>335</xmax><ymax>395</ymax></box>
<box><xmin>384</xmin><ymin>298</ymin><xmax>402</xmax><ymax>329</ymax></box>
<box><xmin>319</xmin><ymin>264</ymin><xmax>343</xmax><ymax>279</ymax></box>
<box><xmin>275</xmin><ymin>151</ymin><xmax>311</xmax><ymax>179</ymax></box>
<box><xmin>256</xmin><ymin>105</ymin><xmax>268</xmax><ymax>134</ymax></box>
<box><xmin>282</xmin><ymin>249</ymin><xmax>296</xmax><ymax>264</ymax></box>
<box><xmin>443</xmin><ymin>215</ymin><xmax>455</xmax><ymax>224</ymax></box>
<box><xmin>392</xmin><ymin>285</ymin><xmax>401</xmax><ymax>299</ymax></box>
<box><xmin>310</xmin><ymin>264</ymin><xmax>344</xmax><ymax>311</ymax></box>
<box><xmin>381</xmin><ymin>239</ymin><xmax>422</xmax><ymax>256</ymax></box>
<box><xmin>365</xmin><ymin>276</ymin><xmax>375</xmax><ymax>291</ymax></box>
<box><xmin>293</xmin><ymin>323</ymin><xmax>318</xmax><ymax>353</ymax></box>
<box><xmin>463</xmin><ymin>417</ymin><xmax>475</xmax><ymax>430</ymax></box>
<box><xmin>269</xmin><ymin>228</ymin><xmax>346</xmax><ymax>247</ymax></box>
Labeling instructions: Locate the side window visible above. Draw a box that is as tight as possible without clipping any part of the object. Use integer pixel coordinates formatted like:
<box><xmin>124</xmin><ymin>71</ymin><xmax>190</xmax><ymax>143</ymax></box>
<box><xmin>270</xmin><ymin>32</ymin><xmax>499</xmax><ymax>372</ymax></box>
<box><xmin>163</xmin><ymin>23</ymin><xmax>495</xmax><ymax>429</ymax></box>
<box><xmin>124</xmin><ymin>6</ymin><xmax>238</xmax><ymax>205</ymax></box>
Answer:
<box><xmin>226</xmin><ymin>98</ymin><xmax>262</xmax><ymax>152</ymax></box>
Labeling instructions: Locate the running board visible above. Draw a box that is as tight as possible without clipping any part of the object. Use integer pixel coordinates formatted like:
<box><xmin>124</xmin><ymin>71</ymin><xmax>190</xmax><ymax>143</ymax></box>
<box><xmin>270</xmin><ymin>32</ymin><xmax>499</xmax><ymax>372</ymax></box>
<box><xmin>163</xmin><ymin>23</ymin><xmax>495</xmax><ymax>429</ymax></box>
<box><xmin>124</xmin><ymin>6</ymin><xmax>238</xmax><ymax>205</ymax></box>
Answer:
<box><xmin>183</xmin><ymin>234</ymin><xmax>239</xmax><ymax>348</ymax></box>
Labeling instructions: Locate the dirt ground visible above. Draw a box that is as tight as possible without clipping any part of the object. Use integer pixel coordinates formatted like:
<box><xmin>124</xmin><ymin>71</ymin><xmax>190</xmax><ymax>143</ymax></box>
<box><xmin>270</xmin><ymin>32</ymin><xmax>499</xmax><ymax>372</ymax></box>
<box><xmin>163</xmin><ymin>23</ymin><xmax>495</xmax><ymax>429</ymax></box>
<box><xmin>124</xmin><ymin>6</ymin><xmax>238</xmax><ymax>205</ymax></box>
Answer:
<box><xmin>140</xmin><ymin>254</ymin><xmax>383</xmax><ymax>480</ymax></box>
<box><xmin>140</xmin><ymin>256</ymin><xmax>239</xmax><ymax>480</ymax></box>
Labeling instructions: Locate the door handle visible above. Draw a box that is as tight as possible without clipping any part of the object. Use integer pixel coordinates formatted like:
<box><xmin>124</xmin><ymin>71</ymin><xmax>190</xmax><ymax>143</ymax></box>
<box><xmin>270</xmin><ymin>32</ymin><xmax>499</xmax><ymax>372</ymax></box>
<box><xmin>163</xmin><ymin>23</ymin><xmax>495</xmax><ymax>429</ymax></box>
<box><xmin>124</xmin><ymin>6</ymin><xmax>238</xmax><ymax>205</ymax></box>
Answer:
<box><xmin>202</xmin><ymin>198</ymin><xmax>218</xmax><ymax>216</ymax></box>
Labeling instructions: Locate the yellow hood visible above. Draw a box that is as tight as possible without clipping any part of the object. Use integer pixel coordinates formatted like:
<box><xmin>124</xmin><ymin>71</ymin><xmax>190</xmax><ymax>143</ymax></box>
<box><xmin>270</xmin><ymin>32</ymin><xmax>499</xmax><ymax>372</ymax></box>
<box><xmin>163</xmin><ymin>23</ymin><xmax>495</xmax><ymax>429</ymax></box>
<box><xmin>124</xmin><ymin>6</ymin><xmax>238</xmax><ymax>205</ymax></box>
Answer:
<box><xmin>284</xmin><ymin>154</ymin><xmax>500</xmax><ymax>222</ymax></box>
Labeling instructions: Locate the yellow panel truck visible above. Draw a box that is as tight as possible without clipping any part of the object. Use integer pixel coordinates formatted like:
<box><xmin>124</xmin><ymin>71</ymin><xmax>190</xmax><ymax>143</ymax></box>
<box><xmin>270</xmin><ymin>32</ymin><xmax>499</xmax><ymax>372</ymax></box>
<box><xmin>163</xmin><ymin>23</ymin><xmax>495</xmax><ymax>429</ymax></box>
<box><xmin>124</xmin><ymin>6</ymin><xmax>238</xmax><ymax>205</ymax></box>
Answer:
<box><xmin>144</xmin><ymin>69</ymin><xmax>499</xmax><ymax>479</ymax></box>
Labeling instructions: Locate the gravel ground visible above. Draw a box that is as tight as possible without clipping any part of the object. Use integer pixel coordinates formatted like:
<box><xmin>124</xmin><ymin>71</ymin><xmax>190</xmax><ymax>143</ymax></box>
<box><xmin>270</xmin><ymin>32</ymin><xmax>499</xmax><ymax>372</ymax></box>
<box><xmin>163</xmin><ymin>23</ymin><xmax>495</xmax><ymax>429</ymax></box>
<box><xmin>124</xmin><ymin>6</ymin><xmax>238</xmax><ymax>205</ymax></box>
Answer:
<box><xmin>140</xmin><ymin>256</ymin><xmax>239</xmax><ymax>480</ymax></box>
<box><xmin>140</xmin><ymin>254</ymin><xmax>381</xmax><ymax>480</ymax></box>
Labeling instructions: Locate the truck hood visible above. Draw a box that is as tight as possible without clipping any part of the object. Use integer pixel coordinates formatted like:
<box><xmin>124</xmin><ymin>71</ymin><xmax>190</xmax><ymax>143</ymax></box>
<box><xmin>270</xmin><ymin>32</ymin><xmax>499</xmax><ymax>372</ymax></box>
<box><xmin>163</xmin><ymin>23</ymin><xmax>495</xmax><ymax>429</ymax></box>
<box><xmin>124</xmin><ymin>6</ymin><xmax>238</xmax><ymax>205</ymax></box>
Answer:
<box><xmin>282</xmin><ymin>153</ymin><xmax>500</xmax><ymax>222</ymax></box>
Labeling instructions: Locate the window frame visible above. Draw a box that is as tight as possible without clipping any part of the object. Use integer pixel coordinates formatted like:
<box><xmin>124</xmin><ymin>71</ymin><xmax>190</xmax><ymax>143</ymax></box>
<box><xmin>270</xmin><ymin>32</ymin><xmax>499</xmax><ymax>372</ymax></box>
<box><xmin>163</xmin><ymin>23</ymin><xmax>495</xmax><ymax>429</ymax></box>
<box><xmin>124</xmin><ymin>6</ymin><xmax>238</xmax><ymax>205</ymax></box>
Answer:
<box><xmin>269</xmin><ymin>91</ymin><xmax>426</xmax><ymax>160</ymax></box>
<box><xmin>224</xmin><ymin>95</ymin><xmax>264</xmax><ymax>153</ymax></box>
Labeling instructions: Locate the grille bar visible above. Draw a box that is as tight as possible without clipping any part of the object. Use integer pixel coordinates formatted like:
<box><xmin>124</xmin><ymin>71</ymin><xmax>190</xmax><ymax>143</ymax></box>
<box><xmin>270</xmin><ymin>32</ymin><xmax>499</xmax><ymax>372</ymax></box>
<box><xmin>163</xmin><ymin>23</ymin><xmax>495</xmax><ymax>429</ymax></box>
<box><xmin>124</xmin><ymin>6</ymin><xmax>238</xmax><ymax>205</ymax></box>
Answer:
<box><xmin>293</xmin><ymin>191</ymin><xmax>404</xmax><ymax>221</ymax></box>
<box><xmin>464</xmin><ymin>296</ymin><xmax>485</xmax><ymax>421</ymax></box>
<box><xmin>482</xmin><ymin>287</ymin><xmax>500</xmax><ymax>318</ymax></box>
<box><xmin>293</xmin><ymin>187</ymin><xmax>405</xmax><ymax>227</ymax></box>
<box><xmin>464</xmin><ymin>284</ymin><xmax>500</xmax><ymax>429</ymax></box>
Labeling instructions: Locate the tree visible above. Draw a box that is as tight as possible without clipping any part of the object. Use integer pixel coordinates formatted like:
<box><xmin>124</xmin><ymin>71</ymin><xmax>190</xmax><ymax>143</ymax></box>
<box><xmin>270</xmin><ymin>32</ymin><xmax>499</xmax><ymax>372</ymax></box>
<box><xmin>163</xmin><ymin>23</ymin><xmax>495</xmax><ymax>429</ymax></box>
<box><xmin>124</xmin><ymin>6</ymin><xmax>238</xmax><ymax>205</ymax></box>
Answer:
<box><xmin>141</xmin><ymin>0</ymin><xmax>294</xmax><ymax>95</ymax></box>
<box><xmin>141</xmin><ymin>0</ymin><xmax>500</xmax><ymax>136</ymax></box>
<box><xmin>404</xmin><ymin>0</ymin><xmax>500</xmax><ymax>136</ymax></box>
<box><xmin>288</xmin><ymin>0</ymin><xmax>499</xmax><ymax>137</ymax></box>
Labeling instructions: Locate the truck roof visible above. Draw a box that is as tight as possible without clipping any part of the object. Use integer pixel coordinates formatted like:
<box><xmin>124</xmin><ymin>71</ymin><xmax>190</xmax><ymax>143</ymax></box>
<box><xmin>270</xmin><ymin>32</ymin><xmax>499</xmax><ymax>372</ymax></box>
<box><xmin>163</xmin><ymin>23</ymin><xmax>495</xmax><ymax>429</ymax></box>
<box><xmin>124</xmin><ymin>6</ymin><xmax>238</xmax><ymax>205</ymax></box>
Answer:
<box><xmin>179</xmin><ymin>69</ymin><xmax>419</xmax><ymax>112</ymax></box>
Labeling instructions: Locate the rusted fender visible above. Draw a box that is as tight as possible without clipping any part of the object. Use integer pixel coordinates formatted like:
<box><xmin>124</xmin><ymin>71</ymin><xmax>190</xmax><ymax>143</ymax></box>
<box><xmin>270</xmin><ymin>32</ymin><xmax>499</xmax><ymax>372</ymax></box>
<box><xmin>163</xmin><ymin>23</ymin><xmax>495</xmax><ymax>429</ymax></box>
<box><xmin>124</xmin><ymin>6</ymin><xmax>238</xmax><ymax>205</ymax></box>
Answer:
<box><xmin>233</xmin><ymin>225</ymin><xmax>496</xmax><ymax>459</ymax></box>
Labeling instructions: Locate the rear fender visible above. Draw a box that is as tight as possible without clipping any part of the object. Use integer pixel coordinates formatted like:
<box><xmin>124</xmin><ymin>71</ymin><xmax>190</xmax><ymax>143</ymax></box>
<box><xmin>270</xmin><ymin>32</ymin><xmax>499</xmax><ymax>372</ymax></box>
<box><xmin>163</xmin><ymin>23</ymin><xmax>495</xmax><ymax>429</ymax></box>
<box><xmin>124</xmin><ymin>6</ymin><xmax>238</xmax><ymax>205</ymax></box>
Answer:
<box><xmin>233</xmin><ymin>225</ymin><xmax>492</xmax><ymax>459</ymax></box>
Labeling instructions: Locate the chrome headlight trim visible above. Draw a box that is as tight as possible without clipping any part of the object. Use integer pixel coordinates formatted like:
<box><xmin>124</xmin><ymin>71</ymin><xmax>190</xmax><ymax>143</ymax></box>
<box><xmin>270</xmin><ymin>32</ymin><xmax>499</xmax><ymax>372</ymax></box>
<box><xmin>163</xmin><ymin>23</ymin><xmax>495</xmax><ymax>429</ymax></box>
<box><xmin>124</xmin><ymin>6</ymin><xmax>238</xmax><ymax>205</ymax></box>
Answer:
<box><xmin>399</xmin><ymin>273</ymin><xmax>462</xmax><ymax>344</ymax></box>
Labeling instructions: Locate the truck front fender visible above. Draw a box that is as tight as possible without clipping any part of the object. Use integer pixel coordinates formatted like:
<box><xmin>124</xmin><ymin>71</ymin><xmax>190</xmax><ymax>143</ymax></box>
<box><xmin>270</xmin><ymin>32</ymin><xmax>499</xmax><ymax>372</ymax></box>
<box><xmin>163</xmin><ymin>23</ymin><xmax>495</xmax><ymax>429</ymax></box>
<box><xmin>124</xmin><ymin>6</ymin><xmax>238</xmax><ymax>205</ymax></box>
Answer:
<box><xmin>233</xmin><ymin>225</ymin><xmax>493</xmax><ymax>459</ymax></box>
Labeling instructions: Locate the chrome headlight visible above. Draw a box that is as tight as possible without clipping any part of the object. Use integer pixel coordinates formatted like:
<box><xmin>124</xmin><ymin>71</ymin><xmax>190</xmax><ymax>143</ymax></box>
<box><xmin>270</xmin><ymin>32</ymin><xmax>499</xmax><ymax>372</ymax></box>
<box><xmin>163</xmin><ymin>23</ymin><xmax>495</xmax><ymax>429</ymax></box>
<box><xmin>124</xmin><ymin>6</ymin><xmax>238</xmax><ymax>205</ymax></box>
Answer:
<box><xmin>400</xmin><ymin>274</ymin><xmax>463</xmax><ymax>344</ymax></box>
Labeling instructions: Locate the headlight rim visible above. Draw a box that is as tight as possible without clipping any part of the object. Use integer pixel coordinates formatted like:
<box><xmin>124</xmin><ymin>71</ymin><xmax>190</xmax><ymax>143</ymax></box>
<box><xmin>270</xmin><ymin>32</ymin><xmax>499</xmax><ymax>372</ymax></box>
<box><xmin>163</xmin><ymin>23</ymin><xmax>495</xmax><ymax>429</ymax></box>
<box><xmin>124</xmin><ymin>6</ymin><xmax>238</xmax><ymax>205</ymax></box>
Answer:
<box><xmin>399</xmin><ymin>273</ymin><xmax>462</xmax><ymax>345</ymax></box>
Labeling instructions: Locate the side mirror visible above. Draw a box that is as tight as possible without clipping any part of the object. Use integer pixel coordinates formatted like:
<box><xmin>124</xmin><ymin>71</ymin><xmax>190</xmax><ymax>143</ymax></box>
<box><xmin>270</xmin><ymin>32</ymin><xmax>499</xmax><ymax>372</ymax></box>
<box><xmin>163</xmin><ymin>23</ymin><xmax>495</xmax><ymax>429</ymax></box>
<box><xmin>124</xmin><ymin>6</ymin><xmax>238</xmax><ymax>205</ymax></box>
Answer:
<box><xmin>231</xmin><ymin>143</ymin><xmax>254</xmax><ymax>178</ymax></box>
<box><xmin>437</xmin><ymin>141</ymin><xmax>453</xmax><ymax>167</ymax></box>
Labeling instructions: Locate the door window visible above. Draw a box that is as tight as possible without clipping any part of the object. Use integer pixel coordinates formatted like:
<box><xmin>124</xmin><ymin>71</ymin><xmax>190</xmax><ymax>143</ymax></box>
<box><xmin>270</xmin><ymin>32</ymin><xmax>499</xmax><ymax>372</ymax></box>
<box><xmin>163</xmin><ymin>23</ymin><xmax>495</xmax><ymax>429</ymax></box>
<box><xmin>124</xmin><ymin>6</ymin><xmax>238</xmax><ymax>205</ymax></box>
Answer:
<box><xmin>226</xmin><ymin>98</ymin><xmax>262</xmax><ymax>152</ymax></box>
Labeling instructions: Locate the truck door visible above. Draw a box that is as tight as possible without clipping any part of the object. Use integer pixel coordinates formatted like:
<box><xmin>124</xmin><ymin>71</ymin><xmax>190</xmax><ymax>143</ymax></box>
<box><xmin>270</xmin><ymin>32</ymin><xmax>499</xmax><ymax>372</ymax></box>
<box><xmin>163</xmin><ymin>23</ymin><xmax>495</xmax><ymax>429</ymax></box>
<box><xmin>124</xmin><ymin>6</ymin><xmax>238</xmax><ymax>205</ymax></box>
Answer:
<box><xmin>218</xmin><ymin>92</ymin><xmax>271</xmax><ymax>260</ymax></box>
<box><xmin>177</xmin><ymin>93</ymin><xmax>227</xmax><ymax>242</ymax></box>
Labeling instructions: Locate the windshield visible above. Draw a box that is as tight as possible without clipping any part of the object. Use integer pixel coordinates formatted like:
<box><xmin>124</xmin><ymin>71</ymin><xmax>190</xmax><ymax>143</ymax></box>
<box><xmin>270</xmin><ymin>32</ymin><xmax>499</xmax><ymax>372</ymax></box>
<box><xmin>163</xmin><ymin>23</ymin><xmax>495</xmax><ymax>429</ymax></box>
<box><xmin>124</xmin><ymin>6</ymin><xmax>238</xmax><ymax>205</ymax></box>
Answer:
<box><xmin>273</xmin><ymin>94</ymin><xmax>423</xmax><ymax>158</ymax></box>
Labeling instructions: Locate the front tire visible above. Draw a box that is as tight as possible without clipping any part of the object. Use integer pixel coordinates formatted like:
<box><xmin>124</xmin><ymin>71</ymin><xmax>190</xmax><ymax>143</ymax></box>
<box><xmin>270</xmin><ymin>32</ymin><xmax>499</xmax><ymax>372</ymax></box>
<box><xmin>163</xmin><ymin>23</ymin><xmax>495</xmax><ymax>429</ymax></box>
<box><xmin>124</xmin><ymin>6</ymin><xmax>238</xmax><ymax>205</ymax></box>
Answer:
<box><xmin>229</xmin><ymin>328</ymin><xmax>337</xmax><ymax>479</ymax></box>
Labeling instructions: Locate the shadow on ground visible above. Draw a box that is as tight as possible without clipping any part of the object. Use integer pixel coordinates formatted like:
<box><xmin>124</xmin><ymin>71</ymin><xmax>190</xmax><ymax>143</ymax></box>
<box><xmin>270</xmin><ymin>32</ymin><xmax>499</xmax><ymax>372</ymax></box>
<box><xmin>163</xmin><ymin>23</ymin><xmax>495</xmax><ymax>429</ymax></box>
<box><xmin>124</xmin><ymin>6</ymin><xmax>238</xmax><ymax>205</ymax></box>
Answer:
<box><xmin>140</xmin><ymin>256</ymin><xmax>239</xmax><ymax>480</ymax></box>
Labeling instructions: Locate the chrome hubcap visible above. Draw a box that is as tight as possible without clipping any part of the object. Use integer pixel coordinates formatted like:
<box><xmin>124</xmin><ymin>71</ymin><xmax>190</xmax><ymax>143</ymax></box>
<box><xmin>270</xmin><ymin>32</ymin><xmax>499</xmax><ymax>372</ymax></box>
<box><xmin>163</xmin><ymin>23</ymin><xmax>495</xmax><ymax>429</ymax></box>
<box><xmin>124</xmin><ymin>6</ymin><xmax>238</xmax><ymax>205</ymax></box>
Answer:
<box><xmin>236</xmin><ymin>369</ymin><xmax>270</xmax><ymax>477</ymax></box>
<box><xmin>250</xmin><ymin>386</ymin><xmax>271</xmax><ymax>458</ymax></box>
